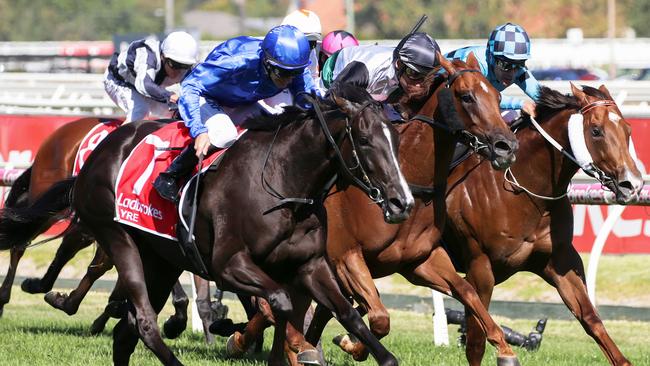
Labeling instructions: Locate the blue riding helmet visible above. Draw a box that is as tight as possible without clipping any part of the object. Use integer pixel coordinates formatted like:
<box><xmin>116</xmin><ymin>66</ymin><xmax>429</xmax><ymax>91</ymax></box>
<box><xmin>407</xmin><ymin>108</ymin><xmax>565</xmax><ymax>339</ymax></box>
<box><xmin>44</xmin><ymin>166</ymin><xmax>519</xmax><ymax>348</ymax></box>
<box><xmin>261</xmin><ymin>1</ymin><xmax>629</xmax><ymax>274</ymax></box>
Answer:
<box><xmin>487</xmin><ymin>23</ymin><xmax>531</xmax><ymax>62</ymax></box>
<box><xmin>261</xmin><ymin>25</ymin><xmax>311</xmax><ymax>70</ymax></box>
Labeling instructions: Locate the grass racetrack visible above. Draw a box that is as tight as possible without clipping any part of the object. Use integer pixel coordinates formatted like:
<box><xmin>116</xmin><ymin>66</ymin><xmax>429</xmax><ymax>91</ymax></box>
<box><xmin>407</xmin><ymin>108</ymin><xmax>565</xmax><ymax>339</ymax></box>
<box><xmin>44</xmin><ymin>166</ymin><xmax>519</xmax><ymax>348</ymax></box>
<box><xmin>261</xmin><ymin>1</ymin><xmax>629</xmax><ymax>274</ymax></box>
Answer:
<box><xmin>0</xmin><ymin>287</ymin><xmax>649</xmax><ymax>365</ymax></box>
<box><xmin>0</xmin><ymin>245</ymin><xmax>649</xmax><ymax>365</ymax></box>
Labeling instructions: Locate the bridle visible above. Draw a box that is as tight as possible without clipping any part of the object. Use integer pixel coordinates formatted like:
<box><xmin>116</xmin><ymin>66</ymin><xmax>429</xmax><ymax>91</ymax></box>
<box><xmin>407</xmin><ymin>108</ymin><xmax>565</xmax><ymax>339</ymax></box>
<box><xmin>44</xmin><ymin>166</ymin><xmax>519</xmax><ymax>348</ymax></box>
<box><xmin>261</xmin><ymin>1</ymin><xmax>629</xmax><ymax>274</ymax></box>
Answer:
<box><xmin>505</xmin><ymin>98</ymin><xmax>619</xmax><ymax>200</ymax></box>
<box><xmin>409</xmin><ymin>68</ymin><xmax>490</xmax><ymax>154</ymax></box>
<box><xmin>261</xmin><ymin>93</ymin><xmax>387</xmax><ymax>213</ymax></box>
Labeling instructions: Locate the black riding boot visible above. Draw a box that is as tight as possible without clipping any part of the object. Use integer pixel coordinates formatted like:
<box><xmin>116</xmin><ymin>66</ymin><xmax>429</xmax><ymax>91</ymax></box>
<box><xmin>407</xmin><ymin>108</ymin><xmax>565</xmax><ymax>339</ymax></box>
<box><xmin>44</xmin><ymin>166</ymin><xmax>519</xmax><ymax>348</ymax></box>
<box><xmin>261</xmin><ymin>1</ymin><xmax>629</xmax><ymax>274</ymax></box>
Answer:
<box><xmin>153</xmin><ymin>145</ymin><xmax>199</xmax><ymax>202</ymax></box>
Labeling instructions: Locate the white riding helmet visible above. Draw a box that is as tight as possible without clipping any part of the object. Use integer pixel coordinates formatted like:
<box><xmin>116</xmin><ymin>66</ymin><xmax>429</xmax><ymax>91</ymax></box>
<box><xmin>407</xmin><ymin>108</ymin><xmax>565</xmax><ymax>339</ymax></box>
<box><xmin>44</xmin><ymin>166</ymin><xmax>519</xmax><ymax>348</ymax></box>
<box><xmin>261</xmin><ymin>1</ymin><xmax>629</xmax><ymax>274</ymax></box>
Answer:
<box><xmin>161</xmin><ymin>31</ymin><xmax>199</xmax><ymax>65</ymax></box>
<box><xmin>281</xmin><ymin>9</ymin><xmax>322</xmax><ymax>42</ymax></box>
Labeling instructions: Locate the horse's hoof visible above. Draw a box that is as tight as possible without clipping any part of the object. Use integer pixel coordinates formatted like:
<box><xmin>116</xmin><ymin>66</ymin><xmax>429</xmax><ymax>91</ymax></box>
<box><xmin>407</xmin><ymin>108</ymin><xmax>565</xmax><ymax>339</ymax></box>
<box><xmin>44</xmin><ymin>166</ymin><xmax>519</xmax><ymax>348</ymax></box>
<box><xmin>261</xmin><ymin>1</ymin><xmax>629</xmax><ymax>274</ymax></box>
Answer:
<box><xmin>226</xmin><ymin>332</ymin><xmax>246</xmax><ymax>358</ymax></box>
<box><xmin>333</xmin><ymin>333</ymin><xmax>368</xmax><ymax>361</ymax></box>
<box><xmin>89</xmin><ymin>316</ymin><xmax>108</xmax><ymax>335</ymax></box>
<box><xmin>21</xmin><ymin>278</ymin><xmax>45</xmax><ymax>294</ymax></box>
<box><xmin>44</xmin><ymin>291</ymin><xmax>75</xmax><ymax>315</ymax></box>
<box><xmin>163</xmin><ymin>316</ymin><xmax>187</xmax><ymax>339</ymax></box>
<box><xmin>497</xmin><ymin>356</ymin><xmax>521</xmax><ymax>366</ymax></box>
<box><xmin>297</xmin><ymin>349</ymin><xmax>321</xmax><ymax>365</ymax></box>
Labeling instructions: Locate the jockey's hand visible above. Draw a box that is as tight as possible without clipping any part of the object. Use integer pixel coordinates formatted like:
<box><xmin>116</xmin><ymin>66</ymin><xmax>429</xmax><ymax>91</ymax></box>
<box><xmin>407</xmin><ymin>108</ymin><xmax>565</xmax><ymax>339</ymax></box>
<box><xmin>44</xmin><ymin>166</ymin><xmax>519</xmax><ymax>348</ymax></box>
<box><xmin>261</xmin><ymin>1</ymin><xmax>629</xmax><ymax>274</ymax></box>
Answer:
<box><xmin>194</xmin><ymin>133</ymin><xmax>211</xmax><ymax>158</ymax></box>
<box><xmin>522</xmin><ymin>100</ymin><xmax>537</xmax><ymax>117</ymax></box>
<box><xmin>168</xmin><ymin>93</ymin><xmax>180</xmax><ymax>104</ymax></box>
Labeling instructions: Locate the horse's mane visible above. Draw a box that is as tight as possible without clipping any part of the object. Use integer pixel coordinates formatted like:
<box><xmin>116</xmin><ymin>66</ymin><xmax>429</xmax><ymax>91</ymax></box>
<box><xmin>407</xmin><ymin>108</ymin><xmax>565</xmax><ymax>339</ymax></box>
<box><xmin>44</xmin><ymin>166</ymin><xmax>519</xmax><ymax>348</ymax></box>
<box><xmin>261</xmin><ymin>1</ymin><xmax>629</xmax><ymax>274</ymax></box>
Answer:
<box><xmin>535</xmin><ymin>85</ymin><xmax>608</xmax><ymax>122</ymax></box>
<box><xmin>241</xmin><ymin>82</ymin><xmax>372</xmax><ymax>131</ymax></box>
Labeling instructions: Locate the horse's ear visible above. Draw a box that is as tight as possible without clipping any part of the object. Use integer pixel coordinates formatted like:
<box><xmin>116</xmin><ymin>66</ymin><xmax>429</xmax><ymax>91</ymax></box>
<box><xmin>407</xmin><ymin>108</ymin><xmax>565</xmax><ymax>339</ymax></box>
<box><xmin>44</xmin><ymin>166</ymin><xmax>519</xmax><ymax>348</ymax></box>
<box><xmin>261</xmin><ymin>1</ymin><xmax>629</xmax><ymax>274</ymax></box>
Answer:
<box><xmin>437</xmin><ymin>51</ymin><xmax>456</xmax><ymax>75</ymax></box>
<box><xmin>331</xmin><ymin>91</ymin><xmax>356</xmax><ymax>115</ymax></box>
<box><xmin>598</xmin><ymin>84</ymin><xmax>614</xmax><ymax>100</ymax></box>
<box><xmin>466</xmin><ymin>51</ymin><xmax>479</xmax><ymax>69</ymax></box>
<box><xmin>570</xmin><ymin>82</ymin><xmax>588</xmax><ymax>105</ymax></box>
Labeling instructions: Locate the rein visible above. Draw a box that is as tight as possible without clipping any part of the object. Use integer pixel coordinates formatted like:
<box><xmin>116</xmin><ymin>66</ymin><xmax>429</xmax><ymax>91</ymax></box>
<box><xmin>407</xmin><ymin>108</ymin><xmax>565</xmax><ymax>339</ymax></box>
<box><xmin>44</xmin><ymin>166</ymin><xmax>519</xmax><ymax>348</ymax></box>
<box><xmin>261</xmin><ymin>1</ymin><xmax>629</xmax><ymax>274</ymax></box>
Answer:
<box><xmin>505</xmin><ymin>99</ymin><xmax>617</xmax><ymax>200</ymax></box>
<box><xmin>261</xmin><ymin>94</ymin><xmax>384</xmax><ymax>214</ymax></box>
<box><xmin>410</xmin><ymin>69</ymin><xmax>488</xmax><ymax>154</ymax></box>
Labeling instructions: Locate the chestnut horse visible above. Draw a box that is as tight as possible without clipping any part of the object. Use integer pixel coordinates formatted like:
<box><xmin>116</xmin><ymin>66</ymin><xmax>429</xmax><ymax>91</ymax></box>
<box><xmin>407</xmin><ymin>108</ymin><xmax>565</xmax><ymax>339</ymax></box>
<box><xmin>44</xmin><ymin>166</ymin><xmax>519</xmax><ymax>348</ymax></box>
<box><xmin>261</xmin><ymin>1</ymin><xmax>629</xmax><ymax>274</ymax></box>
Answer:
<box><xmin>0</xmin><ymin>117</ymin><xmax>106</xmax><ymax>316</ymax></box>
<box><xmin>0</xmin><ymin>84</ymin><xmax>414</xmax><ymax>365</ymax></box>
<box><xmin>226</xmin><ymin>53</ymin><xmax>522</xmax><ymax>366</ymax></box>
<box><xmin>442</xmin><ymin>84</ymin><xmax>642</xmax><ymax>366</ymax></box>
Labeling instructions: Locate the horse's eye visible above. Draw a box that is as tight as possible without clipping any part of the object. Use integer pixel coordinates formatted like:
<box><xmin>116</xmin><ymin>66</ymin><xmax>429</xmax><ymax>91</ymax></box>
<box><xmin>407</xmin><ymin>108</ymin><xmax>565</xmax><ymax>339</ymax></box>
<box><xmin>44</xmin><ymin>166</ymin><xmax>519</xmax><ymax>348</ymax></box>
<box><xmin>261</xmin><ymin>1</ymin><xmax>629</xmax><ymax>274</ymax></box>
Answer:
<box><xmin>591</xmin><ymin>126</ymin><xmax>603</xmax><ymax>137</ymax></box>
<box><xmin>460</xmin><ymin>93</ymin><xmax>474</xmax><ymax>104</ymax></box>
<box><xmin>358</xmin><ymin>136</ymin><xmax>370</xmax><ymax>146</ymax></box>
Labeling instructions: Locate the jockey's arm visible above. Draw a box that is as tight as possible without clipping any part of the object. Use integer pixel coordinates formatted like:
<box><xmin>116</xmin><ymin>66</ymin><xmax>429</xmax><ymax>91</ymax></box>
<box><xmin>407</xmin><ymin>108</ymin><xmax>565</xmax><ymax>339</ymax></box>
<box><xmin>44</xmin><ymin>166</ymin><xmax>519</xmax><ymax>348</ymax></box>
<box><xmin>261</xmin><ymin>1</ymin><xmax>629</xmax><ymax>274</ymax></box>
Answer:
<box><xmin>290</xmin><ymin>67</ymin><xmax>322</xmax><ymax>108</ymax></box>
<box><xmin>132</xmin><ymin>54</ymin><xmax>173</xmax><ymax>104</ymax></box>
<box><xmin>330</xmin><ymin>61</ymin><xmax>371</xmax><ymax>94</ymax></box>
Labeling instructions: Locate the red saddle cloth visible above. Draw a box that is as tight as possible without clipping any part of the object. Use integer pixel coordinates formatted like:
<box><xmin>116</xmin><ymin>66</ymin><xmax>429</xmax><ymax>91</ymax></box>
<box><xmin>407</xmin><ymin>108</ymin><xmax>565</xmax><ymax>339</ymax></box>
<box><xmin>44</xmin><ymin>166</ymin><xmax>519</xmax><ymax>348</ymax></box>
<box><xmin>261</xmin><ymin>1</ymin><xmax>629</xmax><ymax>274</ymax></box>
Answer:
<box><xmin>114</xmin><ymin>121</ymin><xmax>244</xmax><ymax>240</ymax></box>
<box><xmin>72</xmin><ymin>119</ymin><xmax>123</xmax><ymax>176</ymax></box>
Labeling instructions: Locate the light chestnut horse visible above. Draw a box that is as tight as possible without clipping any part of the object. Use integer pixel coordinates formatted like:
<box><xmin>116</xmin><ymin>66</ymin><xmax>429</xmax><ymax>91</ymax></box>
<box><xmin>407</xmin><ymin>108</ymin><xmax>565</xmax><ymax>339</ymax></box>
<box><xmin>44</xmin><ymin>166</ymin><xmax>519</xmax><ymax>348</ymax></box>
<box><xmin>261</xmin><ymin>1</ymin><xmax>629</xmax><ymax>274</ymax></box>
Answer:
<box><xmin>227</xmin><ymin>53</ymin><xmax>522</xmax><ymax>366</ymax></box>
<box><xmin>443</xmin><ymin>84</ymin><xmax>642</xmax><ymax>366</ymax></box>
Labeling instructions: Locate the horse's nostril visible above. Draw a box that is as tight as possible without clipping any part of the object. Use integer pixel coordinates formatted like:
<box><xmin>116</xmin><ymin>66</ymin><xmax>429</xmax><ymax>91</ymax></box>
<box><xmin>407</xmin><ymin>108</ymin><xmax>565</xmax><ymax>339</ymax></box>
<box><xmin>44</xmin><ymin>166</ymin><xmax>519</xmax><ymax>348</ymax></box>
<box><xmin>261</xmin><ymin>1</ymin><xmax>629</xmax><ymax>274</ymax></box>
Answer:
<box><xmin>388</xmin><ymin>198</ymin><xmax>405</xmax><ymax>213</ymax></box>
<box><xmin>618</xmin><ymin>181</ymin><xmax>634</xmax><ymax>193</ymax></box>
<box><xmin>494</xmin><ymin>140</ymin><xmax>513</xmax><ymax>154</ymax></box>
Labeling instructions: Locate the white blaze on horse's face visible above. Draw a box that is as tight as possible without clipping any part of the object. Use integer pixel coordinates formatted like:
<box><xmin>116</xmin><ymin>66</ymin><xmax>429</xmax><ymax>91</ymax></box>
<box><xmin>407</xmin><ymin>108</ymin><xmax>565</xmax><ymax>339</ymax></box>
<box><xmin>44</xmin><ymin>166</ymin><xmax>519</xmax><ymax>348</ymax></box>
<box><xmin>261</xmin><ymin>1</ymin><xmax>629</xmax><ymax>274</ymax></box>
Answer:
<box><xmin>381</xmin><ymin>123</ymin><xmax>414</xmax><ymax>207</ymax></box>
<box><xmin>480</xmin><ymin>81</ymin><xmax>489</xmax><ymax>94</ymax></box>
<box><xmin>608</xmin><ymin>111</ymin><xmax>621</xmax><ymax>126</ymax></box>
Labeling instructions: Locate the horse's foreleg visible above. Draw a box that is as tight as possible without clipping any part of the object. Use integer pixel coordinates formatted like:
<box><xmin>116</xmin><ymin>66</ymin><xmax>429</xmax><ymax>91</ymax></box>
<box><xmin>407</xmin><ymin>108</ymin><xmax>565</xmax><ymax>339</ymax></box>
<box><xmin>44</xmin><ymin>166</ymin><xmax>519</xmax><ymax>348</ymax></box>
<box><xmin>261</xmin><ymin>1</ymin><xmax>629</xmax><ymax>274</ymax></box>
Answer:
<box><xmin>44</xmin><ymin>245</ymin><xmax>113</xmax><ymax>315</ymax></box>
<box><xmin>328</xmin><ymin>247</ymin><xmax>387</xmax><ymax>361</ymax></box>
<box><xmin>463</xmin><ymin>254</ymin><xmax>498</xmax><ymax>366</ymax></box>
<box><xmin>187</xmin><ymin>276</ymin><xmax>214</xmax><ymax>343</ymax></box>
<box><xmin>0</xmin><ymin>246</ymin><xmax>26</xmax><ymax>317</ymax></box>
<box><xmin>300</xmin><ymin>257</ymin><xmax>397</xmax><ymax>366</ymax></box>
<box><xmin>22</xmin><ymin>225</ymin><xmax>94</xmax><ymax>294</ymax></box>
<box><xmin>402</xmin><ymin>246</ymin><xmax>519</xmax><ymax>366</ymax></box>
<box><xmin>219</xmin><ymin>252</ymin><xmax>293</xmax><ymax>366</ymax></box>
<box><xmin>541</xmin><ymin>246</ymin><xmax>631</xmax><ymax>366</ymax></box>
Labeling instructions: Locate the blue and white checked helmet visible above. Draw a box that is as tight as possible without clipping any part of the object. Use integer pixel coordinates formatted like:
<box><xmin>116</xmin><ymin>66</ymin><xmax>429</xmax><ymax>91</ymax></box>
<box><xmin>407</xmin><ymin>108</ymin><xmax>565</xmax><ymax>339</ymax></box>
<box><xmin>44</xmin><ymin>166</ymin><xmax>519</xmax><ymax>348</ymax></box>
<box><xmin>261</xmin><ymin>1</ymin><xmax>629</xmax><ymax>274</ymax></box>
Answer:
<box><xmin>487</xmin><ymin>23</ymin><xmax>530</xmax><ymax>61</ymax></box>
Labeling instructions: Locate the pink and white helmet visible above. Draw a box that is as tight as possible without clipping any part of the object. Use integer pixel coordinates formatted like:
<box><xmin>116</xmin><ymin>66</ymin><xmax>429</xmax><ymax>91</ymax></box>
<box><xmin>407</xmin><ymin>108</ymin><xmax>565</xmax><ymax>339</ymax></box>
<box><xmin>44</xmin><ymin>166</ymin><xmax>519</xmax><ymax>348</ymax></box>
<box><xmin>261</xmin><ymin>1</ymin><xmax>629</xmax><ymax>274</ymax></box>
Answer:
<box><xmin>321</xmin><ymin>30</ymin><xmax>359</xmax><ymax>57</ymax></box>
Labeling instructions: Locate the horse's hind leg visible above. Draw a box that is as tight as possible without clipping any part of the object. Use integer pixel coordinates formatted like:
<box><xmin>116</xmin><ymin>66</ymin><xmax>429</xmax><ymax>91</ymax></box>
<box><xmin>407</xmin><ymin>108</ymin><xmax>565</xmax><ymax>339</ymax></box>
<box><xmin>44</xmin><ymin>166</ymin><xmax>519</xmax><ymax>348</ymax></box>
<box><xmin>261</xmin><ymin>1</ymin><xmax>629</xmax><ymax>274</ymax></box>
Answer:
<box><xmin>0</xmin><ymin>169</ymin><xmax>32</xmax><ymax>317</ymax></box>
<box><xmin>94</xmin><ymin>225</ymin><xmax>181</xmax><ymax>365</ymax></box>
<box><xmin>0</xmin><ymin>246</ymin><xmax>26</xmax><ymax>317</ymax></box>
<box><xmin>300</xmin><ymin>257</ymin><xmax>397</xmax><ymax>366</ymax></box>
<box><xmin>44</xmin><ymin>244</ymin><xmax>113</xmax><ymax>315</ymax></box>
<box><xmin>113</xmin><ymin>244</ymin><xmax>183</xmax><ymax>366</ymax></box>
<box><xmin>162</xmin><ymin>280</ymin><xmax>189</xmax><ymax>340</ymax></box>
<box><xmin>540</xmin><ymin>244</ymin><xmax>631</xmax><ymax>366</ymax></box>
<box><xmin>188</xmin><ymin>275</ymin><xmax>215</xmax><ymax>343</ymax></box>
<box><xmin>22</xmin><ymin>225</ymin><xmax>94</xmax><ymax>294</ymax></box>
<box><xmin>91</xmin><ymin>279</ymin><xmax>128</xmax><ymax>335</ymax></box>
<box><xmin>401</xmin><ymin>246</ymin><xmax>519</xmax><ymax>366</ymax></box>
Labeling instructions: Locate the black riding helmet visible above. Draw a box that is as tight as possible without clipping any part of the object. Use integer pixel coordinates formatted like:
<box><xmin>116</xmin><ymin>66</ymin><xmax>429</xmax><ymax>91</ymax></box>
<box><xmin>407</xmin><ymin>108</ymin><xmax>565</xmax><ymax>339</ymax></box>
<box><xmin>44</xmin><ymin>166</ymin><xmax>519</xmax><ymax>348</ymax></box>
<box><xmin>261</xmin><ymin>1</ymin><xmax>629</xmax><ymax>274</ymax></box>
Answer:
<box><xmin>393</xmin><ymin>32</ymin><xmax>441</xmax><ymax>73</ymax></box>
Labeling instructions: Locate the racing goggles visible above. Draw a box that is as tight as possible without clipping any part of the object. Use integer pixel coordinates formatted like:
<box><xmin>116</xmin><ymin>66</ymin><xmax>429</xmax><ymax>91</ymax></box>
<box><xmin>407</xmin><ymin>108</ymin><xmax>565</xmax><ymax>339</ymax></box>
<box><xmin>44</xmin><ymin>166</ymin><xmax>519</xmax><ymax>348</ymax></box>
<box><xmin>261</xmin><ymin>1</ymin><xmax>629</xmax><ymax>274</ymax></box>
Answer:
<box><xmin>494</xmin><ymin>57</ymin><xmax>525</xmax><ymax>72</ymax></box>
<box><xmin>266</xmin><ymin>62</ymin><xmax>305</xmax><ymax>79</ymax></box>
<box><xmin>403</xmin><ymin>66</ymin><xmax>430</xmax><ymax>82</ymax></box>
<box><xmin>166</xmin><ymin>59</ymin><xmax>192</xmax><ymax>70</ymax></box>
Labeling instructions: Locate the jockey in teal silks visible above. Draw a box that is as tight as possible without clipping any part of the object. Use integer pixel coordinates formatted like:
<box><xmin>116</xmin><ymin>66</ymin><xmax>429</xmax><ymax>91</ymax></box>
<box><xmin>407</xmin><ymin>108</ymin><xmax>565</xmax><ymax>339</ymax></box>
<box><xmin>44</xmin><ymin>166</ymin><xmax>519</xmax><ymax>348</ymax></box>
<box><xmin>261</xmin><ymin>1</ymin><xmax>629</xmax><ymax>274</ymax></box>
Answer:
<box><xmin>445</xmin><ymin>23</ymin><xmax>541</xmax><ymax>118</ymax></box>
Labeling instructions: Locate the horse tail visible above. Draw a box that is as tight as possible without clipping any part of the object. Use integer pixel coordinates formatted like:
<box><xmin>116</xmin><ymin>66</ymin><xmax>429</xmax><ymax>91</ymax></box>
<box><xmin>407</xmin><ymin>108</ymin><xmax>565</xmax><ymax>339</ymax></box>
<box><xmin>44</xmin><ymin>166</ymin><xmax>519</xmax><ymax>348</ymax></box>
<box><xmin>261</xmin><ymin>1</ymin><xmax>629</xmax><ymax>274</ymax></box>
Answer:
<box><xmin>0</xmin><ymin>177</ymin><xmax>75</xmax><ymax>251</ymax></box>
<box><xmin>4</xmin><ymin>167</ymin><xmax>32</xmax><ymax>208</ymax></box>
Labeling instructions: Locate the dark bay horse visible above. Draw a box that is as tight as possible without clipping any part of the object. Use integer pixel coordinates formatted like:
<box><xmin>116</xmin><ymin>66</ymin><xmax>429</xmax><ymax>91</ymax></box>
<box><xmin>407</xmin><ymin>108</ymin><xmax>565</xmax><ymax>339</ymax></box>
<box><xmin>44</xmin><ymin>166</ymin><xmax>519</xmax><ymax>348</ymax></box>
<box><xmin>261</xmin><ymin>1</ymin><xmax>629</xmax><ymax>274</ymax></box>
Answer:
<box><xmin>227</xmin><ymin>53</ymin><xmax>521</xmax><ymax>366</ymax></box>
<box><xmin>443</xmin><ymin>84</ymin><xmax>642</xmax><ymax>366</ymax></box>
<box><xmin>0</xmin><ymin>116</ymin><xmax>194</xmax><ymax>339</ymax></box>
<box><xmin>1</xmin><ymin>84</ymin><xmax>414</xmax><ymax>365</ymax></box>
<box><xmin>0</xmin><ymin>117</ymin><xmax>107</xmax><ymax>316</ymax></box>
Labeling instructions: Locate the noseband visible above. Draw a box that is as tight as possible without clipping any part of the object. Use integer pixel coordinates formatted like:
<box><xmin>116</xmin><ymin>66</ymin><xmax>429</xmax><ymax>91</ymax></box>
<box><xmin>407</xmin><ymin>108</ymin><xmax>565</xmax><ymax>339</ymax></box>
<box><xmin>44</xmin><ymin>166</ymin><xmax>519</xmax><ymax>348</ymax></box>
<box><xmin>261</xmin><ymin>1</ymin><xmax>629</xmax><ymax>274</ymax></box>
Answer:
<box><xmin>506</xmin><ymin>98</ymin><xmax>619</xmax><ymax>200</ymax></box>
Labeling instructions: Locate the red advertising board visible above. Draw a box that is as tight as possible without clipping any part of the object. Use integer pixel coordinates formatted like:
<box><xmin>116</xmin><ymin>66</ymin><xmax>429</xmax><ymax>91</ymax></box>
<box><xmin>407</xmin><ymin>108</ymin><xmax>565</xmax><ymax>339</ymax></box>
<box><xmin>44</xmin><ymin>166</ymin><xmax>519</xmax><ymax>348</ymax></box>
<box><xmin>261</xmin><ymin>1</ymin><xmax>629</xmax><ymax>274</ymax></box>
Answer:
<box><xmin>0</xmin><ymin>114</ymin><xmax>650</xmax><ymax>254</ymax></box>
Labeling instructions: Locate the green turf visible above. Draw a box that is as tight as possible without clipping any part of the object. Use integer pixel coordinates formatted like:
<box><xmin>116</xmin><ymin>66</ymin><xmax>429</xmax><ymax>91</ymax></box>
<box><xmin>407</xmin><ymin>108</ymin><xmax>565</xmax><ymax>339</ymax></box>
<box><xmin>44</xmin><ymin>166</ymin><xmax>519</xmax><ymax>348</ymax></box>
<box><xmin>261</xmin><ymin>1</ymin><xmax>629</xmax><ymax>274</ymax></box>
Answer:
<box><xmin>0</xmin><ymin>287</ymin><xmax>648</xmax><ymax>365</ymax></box>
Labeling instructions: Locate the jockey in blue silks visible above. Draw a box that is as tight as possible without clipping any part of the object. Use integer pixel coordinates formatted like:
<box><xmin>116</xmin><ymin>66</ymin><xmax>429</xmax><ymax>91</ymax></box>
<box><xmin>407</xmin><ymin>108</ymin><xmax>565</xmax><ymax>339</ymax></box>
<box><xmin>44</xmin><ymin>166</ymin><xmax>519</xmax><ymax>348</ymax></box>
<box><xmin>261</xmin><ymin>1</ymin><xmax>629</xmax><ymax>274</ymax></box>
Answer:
<box><xmin>154</xmin><ymin>24</ymin><xmax>319</xmax><ymax>202</ymax></box>
<box><xmin>445</xmin><ymin>23</ymin><xmax>541</xmax><ymax>118</ymax></box>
